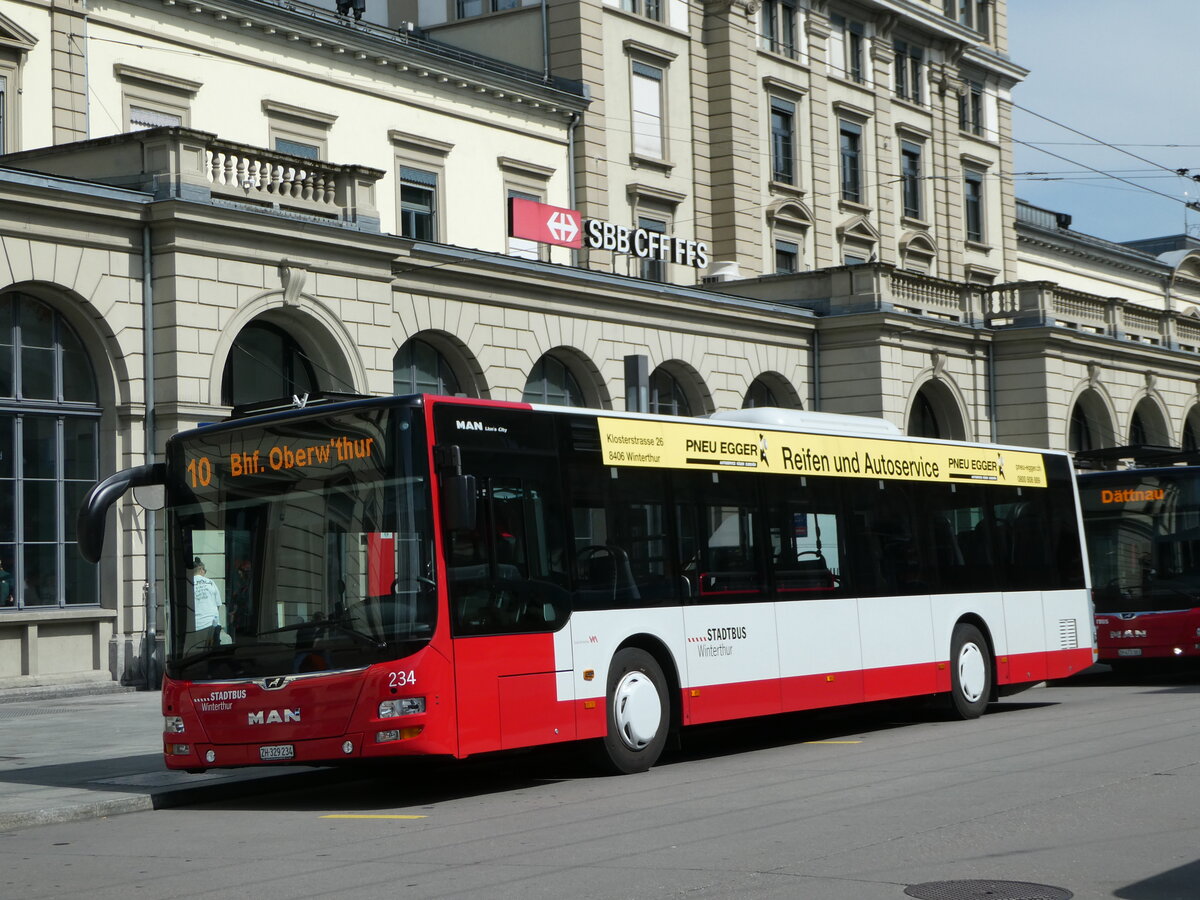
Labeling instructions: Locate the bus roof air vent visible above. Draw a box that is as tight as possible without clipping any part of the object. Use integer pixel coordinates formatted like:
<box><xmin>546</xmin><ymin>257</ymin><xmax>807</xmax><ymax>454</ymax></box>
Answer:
<box><xmin>708</xmin><ymin>407</ymin><xmax>902</xmax><ymax>436</ymax></box>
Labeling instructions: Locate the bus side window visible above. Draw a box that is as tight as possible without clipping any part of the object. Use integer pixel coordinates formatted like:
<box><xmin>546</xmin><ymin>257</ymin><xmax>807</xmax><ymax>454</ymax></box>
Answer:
<box><xmin>675</xmin><ymin>470</ymin><xmax>765</xmax><ymax>604</ymax></box>
<box><xmin>447</xmin><ymin>471</ymin><xmax>569</xmax><ymax>635</ymax></box>
<box><xmin>568</xmin><ymin>465</ymin><xmax>674</xmax><ymax>609</ymax></box>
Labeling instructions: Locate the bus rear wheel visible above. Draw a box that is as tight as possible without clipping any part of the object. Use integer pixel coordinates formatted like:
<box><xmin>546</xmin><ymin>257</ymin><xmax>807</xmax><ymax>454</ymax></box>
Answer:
<box><xmin>948</xmin><ymin>623</ymin><xmax>992</xmax><ymax>719</ymax></box>
<box><xmin>598</xmin><ymin>648</ymin><xmax>669</xmax><ymax>774</ymax></box>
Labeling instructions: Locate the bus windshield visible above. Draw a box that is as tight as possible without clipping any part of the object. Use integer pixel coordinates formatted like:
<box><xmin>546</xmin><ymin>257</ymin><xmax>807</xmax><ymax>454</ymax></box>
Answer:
<box><xmin>1080</xmin><ymin>471</ymin><xmax>1200</xmax><ymax>614</ymax></box>
<box><xmin>164</xmin><ymin>403</ymin><xmax>434</xmax><ymax>682</ymax></box>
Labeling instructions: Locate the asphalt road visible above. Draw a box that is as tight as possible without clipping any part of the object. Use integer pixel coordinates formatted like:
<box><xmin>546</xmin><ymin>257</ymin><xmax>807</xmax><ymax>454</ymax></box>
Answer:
<box><xmin>3</xmin><ymin>666</ymin><xmax>1199</xmax><ymax>900</ymax></box>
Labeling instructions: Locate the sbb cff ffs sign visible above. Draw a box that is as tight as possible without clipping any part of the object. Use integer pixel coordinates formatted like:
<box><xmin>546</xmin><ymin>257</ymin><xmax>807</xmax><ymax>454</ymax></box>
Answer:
<box><xmin>508</xmin><ymin>197</ymin><xmax>709</xmax><ymax>269</ymax></box>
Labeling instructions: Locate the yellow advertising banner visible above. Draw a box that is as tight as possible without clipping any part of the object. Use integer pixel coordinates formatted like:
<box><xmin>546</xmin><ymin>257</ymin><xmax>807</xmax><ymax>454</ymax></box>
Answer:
<box><xmin>597</xmin><ymin>418</ymin><xmax>1047</xmax><ymax>488</ymax></box>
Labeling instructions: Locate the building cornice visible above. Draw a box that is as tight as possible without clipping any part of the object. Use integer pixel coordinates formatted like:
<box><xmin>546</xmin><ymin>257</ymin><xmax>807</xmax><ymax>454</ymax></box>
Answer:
<box><xmin>120</xmin><ymin>0</ymin><xmax>589</xmax><ymax>115</ymax></box>
<box><xmin>1016</xmin><ymin>222</ymin><xmax>1174</xmax><ymax>279</ymax></box>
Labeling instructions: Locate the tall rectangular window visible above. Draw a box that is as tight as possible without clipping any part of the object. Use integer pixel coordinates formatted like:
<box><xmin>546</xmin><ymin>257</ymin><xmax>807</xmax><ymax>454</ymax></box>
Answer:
<box><xmin>400</xmin><ymin>166</ymin><xmax>437</xmax><ymax>241</ymax></box>
<box><xmin>946</xmin><ymin>0</ymin><xmax>990</xmax><ymax>36</ymax></box>
<box><xmin>775</xmin><ymin>239</ymin><xmax>799</xmax><ymax>274</ymax></box>
<box><xmin>893</xmin><ymin>39</ymin><xmax>923</xmax><ymax>103</ymax></box>
<box><xmin>770</xmin><ymin>97</ymin><xmax>796</xmax><ymax>185</ymax></box>
<box><xmin>631</xmin><ymin>61</ymin><xmax>665</xmax><ymax>159</ymax></box>
<box><xmin>959</xmin><ymin>81</ymin><xmax>984</xmax><ymax>136</ymax></box>
<box><xmin>621</xmin><ymin>0</ymin><xmax>662</xmax><ymax>21</ymax></box>
<box><xmin>761</xmin><ymin>0</ymin><xmax>797</xmax><ymax>57</ymax></box>
<box><xmin>839</xmin><ymin>120</ymin><xmax>863</xmax><ymax>204</ymax></box>
<box><xmin>507</xmin><ymin>190</ymin><xmax>541</xmax><ymax>260</ymax></box>
<box><xmin>901</xmin><ymin>141</ymin><xmax>922</xmax><ymax>219</ymax></box>
<box><xmin>638</xmin><ymin>216</ymin><xmax>667</xmax><ymax>282</ymax></box>
<box><xmin>832</xmin><ymin>15</ymin><xmax>866</xmax><ymax>83</ymax></box>
<box><xmin>964</xmin><ymin>169</ymin><xmax>984</xmax><ymax>242</ymax></box>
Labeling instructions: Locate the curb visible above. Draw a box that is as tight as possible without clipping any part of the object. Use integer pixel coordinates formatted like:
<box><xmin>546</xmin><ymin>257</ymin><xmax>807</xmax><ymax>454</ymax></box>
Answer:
<box><xmin>0</xmin><ymin>767</ymin><xmax>342</xmax><ymax>833</ymax></box>
<box><xmin>0</xmin><ymin>683</ymin><xmax>141</xmax><ymax>705</ymax></box>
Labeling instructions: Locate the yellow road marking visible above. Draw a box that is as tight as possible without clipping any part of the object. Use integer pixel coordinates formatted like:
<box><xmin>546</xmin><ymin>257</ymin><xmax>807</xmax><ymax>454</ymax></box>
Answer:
<box><xmin>320</xmin><ymin>814</ymin><xmax>428</xmax><ymax>820</ymax></box>
<box><xmin>804</xmin><ymin>740</ymin><xmax>863</xmax><ymax>744</ymax></box>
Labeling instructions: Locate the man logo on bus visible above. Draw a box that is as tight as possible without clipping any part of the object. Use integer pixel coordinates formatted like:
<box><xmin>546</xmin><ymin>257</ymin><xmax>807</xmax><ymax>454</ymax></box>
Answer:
<box><xmin>248</xmin><ymin>708</ymin><xmax>301</xmax><ymax>725</ymax></box>
<box><xmin>997</xmin><ymin>453</ymin><xmax>1005</xmax><ymax>478</ymax></box>
<box><xmin>759</xmin><ymin>434</ymin><xmax>769</xmax><ymax>466</ymax></box>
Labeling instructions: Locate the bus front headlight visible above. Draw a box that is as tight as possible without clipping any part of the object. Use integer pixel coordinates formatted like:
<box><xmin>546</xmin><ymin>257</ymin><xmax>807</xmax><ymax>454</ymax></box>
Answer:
<box><xmin>379</xmin><ymin>697</ymin><xmax>425</xmax><ymax>718</ymax></box>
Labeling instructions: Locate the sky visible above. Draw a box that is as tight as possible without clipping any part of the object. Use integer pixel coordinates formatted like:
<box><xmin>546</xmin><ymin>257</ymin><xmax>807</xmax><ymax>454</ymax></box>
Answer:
<box><xmin>1007</xmin><ymin>1</ymin><xmax>1200</xmax><ymax>244</ymax></box>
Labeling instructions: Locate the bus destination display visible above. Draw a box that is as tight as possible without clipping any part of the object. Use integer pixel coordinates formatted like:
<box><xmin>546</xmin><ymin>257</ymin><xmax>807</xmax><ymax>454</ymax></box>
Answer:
<box><xmin>183</xmin><ymin>431</ymin><xmax>382</xmax><ymax>491</ymax></box>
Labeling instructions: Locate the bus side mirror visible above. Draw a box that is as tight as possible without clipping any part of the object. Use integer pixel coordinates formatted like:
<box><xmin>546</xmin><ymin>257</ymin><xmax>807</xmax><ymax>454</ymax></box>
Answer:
<box><xmin>77</xmin><ymin>462</ymin><xmax>167</xmax><ymax>564</ymax></box>
<box><xmin>442</xmin><ymin>474</ymin><xmax>477</xmax><ymax>533</ymax></box>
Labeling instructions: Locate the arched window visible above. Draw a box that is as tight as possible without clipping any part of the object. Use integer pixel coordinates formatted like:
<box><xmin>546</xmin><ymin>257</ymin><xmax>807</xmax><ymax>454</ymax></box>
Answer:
<box><xmin>1129</xmin><ymin>410</ymin><xmax>1146</xmax><ymax>446</ymax></box>
<box><xmin>221</xmin><ymin>321</ymin><xmax>318</xmax><ymax>408</ymax></box>
<box><xmin>907</xmin><ymin>390</ymin><xmax>940</xmax><ymax>438</ymax></box>
<box><xmin>649</xmin><ymin>367</ymin><xmax>691</xmax><ymax>417</ymax></box>
<box><xmin>394</xmin><ymin>337</ymin><xmax>461</xmax><ymax>397</ymax></box>
<box><xmin>0</xmin><ymin>292</ymin><xmax>100</xmax><ymax>610</ymax></box>
<box><xmin>743</xmin><ymin>378</ymin><xmax>778</xmax><ymax>409</ymax></box>
<box><xmin>1184</xmin><ymin>416</ymin><xmax>1200</xmax><ymax>453</ymax></box>
<box><xmin>1069</xmin><ymin>403</ymin><xmax>1096</xmax><ymax>453</ymax></box>
<box><xmin>523</xmin><ymin>356</ymin><xmax>584</xmax><ymax>406</ymax></box>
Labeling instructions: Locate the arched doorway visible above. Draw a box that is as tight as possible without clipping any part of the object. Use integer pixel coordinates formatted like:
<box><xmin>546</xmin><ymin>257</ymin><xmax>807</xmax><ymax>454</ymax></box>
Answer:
<box><xmin>523</xmin><ymin>353</ymin><xmax>585</xmax><ymax>407</ymax></box>
<box><xmin>393</xmin><ymin>335</ymin><xmax>464</xmax><ymax>397</ymax></box>
<box><xmin>906</xmin><ymin>381</ymin><xmax>966</xmax><ymax>440</ymax></box>
<box><xmin>221</xmin><ymin>320</ymin><xmax>319</xmax><ymax>408</ymax></box>
<box><xmin>1068</xmin><ymin>389</ymin><xmax>1113</xmax><ymax>453</ymax></box>
<box><xmin>649</xmin><ymin>366</ymin><xmax>692</xmax><ymax>416</ymax></box>
<box><xmin>1129</xmin><ymin>397</ymin><xmax>1170</xmax><ymax>447</ymax></box>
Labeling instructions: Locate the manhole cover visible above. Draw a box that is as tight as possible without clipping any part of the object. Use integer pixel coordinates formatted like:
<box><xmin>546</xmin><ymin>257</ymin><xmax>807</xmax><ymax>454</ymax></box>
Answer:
<box><xmin>905</xmin><ymin>881</ymin><xmax>1073</xmax><ymax>900</ymax></box>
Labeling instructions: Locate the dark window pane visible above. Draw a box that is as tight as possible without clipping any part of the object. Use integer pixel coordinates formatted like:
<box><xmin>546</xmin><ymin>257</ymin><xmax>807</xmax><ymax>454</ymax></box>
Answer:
<box><xmin>0</xmin><ymin>480</ymin><xmax>13</xmax><ymax>543</ymax></box>
<box><xmin>22</xmin><ymin>544</ymin><xmax>56</xmax><ymax>606</ymax></box>
<box><xmin>64</xmin><ymin>481</ymin><xmax>92</xmax><ymax>542</ymax></box>
<box><xmin>0</xmin><ymin>296</ymin><xmax>14</xmax><ymax>398</ymax></box>
<box><xmin>64</xmin><ymin>546</ymin><xmax>98</xmax><ymax>605</ymax></box>
<box><xmin>24</xmin><ymin>480</ymin><xmax>58</xmax><ymax>542</ymax></box>
<box><xmin>0</xmin><ymin>544</ymin><xmax>13</xmax><ymax>607</ymax></box>
<box><xmin>61</xmin><ymin>325</ymin><xmax>97</xmax><ymax>403</ymax></box>
<box><xmin>20</xmin><ymin>302</ymin><xmax>53</xmax><ymax>348</ymax></box>
<box><xmin>23</xmin><ymin>416</ymin><xmax>57</xmax><ymax>480</ymax></box>
<box><xmin>21</xmin><ymin>347</ymin><xmax>54</xmax><ymax>399</ymax></box>
<box><xmin>64</xmin><ymin>419</ymin><xmax>97</xmax><ymax>480</ymax></box>
<box><xmin>0</xmin><ymin>416</ymin><xmax>12</xmax><ymax>479</ymax></box>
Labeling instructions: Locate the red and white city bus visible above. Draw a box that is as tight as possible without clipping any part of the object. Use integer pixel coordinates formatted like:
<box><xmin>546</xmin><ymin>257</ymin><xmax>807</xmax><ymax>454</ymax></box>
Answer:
<box><xmin>1078</xmin><ymin>461</ymin><xmax>1200</xmax><ymax>666</ymax></box>
<box><xmin>79</xmin><ymin>394</ymin><xmax>1095</xmax><ymax>774</ymax></box>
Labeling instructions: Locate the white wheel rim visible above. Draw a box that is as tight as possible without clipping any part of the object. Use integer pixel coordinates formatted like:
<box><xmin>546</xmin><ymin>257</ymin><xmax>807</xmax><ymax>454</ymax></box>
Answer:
<box><xmin>613</xmin><ymin>670</ymin><xmax>662</xmax><ymax>751</ymax></box>
<box><xmin>957</xmin><ymin>642</ymin><xmax>986</xmax><ymax>703</ymax></box>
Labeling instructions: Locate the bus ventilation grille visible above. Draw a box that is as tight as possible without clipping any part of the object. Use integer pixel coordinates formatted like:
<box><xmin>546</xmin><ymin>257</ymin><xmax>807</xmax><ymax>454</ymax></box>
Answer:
<box><xmin>1058</xmin><ymin>618</ymin><xmax>1078</xmax><ymax>649</ymax></box>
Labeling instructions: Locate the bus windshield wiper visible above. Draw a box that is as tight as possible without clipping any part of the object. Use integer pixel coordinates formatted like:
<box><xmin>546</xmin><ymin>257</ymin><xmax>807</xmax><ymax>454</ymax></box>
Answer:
<box><xmin>258</xmin><ymin>620</ymin><xmax>386</xmax><ymax>648</ymax></box>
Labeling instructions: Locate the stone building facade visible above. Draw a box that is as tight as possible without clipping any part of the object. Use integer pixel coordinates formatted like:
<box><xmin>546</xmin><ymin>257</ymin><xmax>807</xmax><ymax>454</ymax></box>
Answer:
<box><xmin>1</xmin><ymin>0</ymin><xmax>1199</xmax><ymax>689</ymax></box>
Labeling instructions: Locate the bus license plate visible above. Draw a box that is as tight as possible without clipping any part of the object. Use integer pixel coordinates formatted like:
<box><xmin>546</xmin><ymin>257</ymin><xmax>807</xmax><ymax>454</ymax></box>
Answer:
<box><xmin>259</xmin><ymin>744</ymin><xmax>295</xmax><ymax>760</ymax></box>
<box><xmin>1117</xmin><ymin>648</ymin><xmax>1143</xmax><ymax>657</ymax></box>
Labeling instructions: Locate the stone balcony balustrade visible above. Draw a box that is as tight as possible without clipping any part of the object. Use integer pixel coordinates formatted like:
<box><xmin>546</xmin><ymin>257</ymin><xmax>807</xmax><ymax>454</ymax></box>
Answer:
<box><xmin>0</xmin><ymin>127</ymin><xmax>384</xmax><ymax>232</ymax></box>
<box><xmin>717</xmin><ymin>262</ymin><xmax>1200</xmax><ymax>353</ymax></box>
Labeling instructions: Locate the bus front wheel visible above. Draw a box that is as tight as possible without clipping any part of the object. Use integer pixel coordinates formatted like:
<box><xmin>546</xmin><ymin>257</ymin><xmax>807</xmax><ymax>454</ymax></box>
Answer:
<box><xmin>948</xmin><ymin>623</ymin><xmax>991</xmax><ymax>719</ymax></box>
<box><xmin>598</xmin><ymin>648</ymin><xmax>669</xmax><ymax>774</ymax></box>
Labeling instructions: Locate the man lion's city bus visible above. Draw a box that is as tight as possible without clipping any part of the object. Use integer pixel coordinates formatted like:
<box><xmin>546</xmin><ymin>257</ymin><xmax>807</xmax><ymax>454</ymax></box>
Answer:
<box><xmin>1079</xmin><ymin>465</ymin><xmax>1200</xmax><ymax>667</ymax></box>
<box><xmin>79</xmin><ymin>394</ymin><xmax>1095</xmax><ymax>774</ymax></box>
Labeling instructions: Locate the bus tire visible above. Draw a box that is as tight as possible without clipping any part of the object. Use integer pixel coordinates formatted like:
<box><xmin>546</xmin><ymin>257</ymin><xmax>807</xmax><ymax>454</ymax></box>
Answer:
<box><xmin>948</xmin><ymin>623</ymin><xmax>991</xmax><ymax>719</ymax></box>
<box><xmin>598</xmin><ymin>648</ymin><xmax>669</xmax><ymax>774</ymax></box>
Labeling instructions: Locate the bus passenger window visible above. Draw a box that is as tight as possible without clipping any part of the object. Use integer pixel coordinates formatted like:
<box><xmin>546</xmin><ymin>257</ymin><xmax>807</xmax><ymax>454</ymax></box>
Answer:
<box><xmin>674</xmin><ymin>470</ymin><xmax>764</xmax><ymax>604</ymax></box>
<box><xmin>568</xmin><ymin>465</ymin><xmax>674</xmax><ymax>609</ymax></box>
